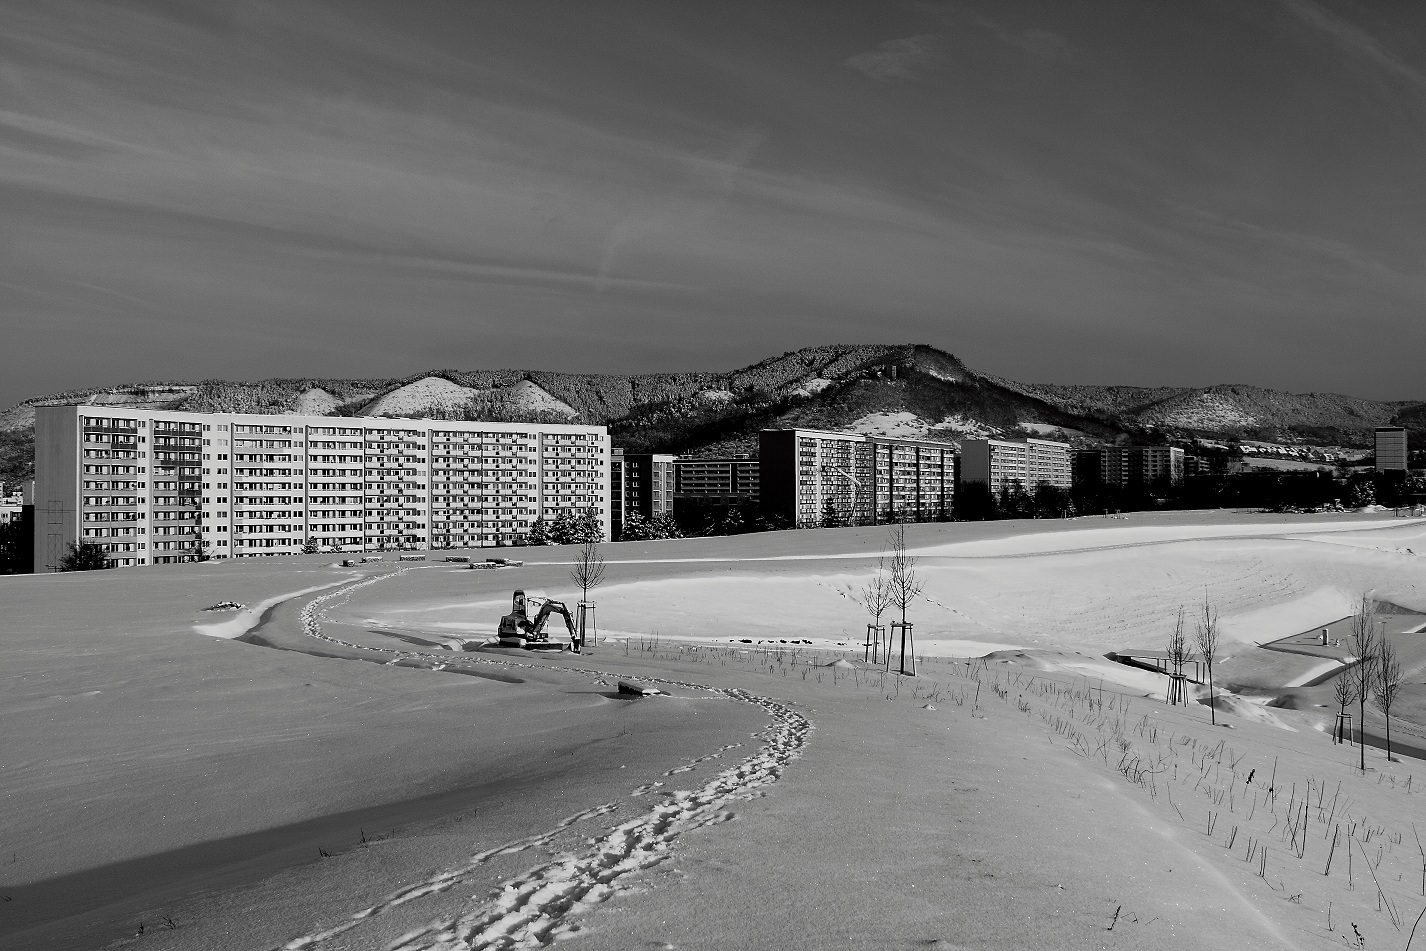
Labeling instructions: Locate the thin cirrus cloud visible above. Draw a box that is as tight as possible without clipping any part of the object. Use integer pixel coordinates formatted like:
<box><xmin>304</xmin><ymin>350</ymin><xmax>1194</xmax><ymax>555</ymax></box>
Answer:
<box><xmin>2</xmin><ymin>0</ymin><xmax>1426</xmax><ymax>408</ymax></box>
<box><xmin>842</xmin><ymin>35</ymin><xmax>940</xmax><ymax>81</ymax></box>
<box><xmin>1279</xmin><ymin>0</ymin><xmax>1426</xmax><ymax>92</ymax></box>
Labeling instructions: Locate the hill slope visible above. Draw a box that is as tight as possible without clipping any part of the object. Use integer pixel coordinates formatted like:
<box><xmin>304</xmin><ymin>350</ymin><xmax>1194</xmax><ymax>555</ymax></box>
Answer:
<box><xmin>2</xmin><ymin>345</ymin><xmax>1422</xmax><ymax>488</ymax></box>
<box><xmin>1020</xmin><ymin>381</ymin><xmax>1422</xmax><ymax>445</ymax></box>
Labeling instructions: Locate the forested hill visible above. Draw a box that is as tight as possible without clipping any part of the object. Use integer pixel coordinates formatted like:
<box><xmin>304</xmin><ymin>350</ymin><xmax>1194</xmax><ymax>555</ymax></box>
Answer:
<box><xmin>2</xmin><ymin>343</ymin><xmax>1422</xmax><ymax>487</ymax></box>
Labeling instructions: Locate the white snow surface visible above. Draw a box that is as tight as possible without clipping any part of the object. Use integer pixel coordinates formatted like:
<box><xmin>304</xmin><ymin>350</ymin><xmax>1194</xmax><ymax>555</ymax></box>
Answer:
<box><xmin>358</xmin><ymin>376</ymin><xmax>575</xmax><ymax>418</ymax></box>
<box><xmin>931</xmin><ymin>414</ymin><xmax>1001</xmax><ymax>438</ymax></box>
<box><xmin>846</xmin><ymin>412</ymin><xmax>929</xmax><ymax>438</ymax></box>
<box><xmin>1019</xmin><ymin>421</ymin><xmax>1083</xmax><ymax>438</ymax></box>
<box><xmin>290</xmin><ymin>387</ymin><xmax>344</xmax><ymax>415</ymax></box>
<box><xmin>791</xmin><ymin>378</ymin><xmax>834</xmax><ymax>397</ymax></box>
<box><xmin>845</xmin><ymin>411</ymin><xmax>998</xmax><ymax>440</ymax></box>
<box><xmin>192</xmin><ymin>579</ymin><xmax>355</xmax><ymax>638</ymax></box>
<box><xmin>11</xmin><ymin>510</ymin><xmax>1426</xmax><ymax>950</ymax></box>
<box><xmin>360</xmin><ymin>377</ymin><xmax>482</xmax><ymax>416</ymax></box>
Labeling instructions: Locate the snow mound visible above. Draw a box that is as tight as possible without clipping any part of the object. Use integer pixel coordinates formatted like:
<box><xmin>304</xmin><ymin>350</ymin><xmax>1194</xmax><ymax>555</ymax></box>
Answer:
<box><xmin>360</xmin><ymin>377</ymin><xmax>480</xmax><ymax>417</ymax></box>
<box><xmin>848</xmin><ymin>411</ymin><xmax>928</xmax><ymax>438</ymax></box>
<box><xmin>1019</xmin><ymin>421</ymin><xmax>1083</xmax><ymax>439</ymax></box>
<box><xmin>291</xmin><ymin>387</ymin><xmax>342</xmax><ymax>415</ymax></box>
<box><xmin>1208</xmin><ymin>695</ymin><xmax>1298</xmax><ymax>731</ymax></box>
<box><xmin>1151</xmin><ymin>392</ymin><xmax>1257</xmax><ymax>429</ymax></box>
<box><xmin>930</xmin><ymin>415</ymin><xmax>1000</xmax><ymax>439</ymax></box>
<box><xmin>358</xmin><ymin>378</ymin><xmax>575</xmax><ymax>418</ymax></box>
<box><xmin>504</xmin><ymin>379</ymin><xmax>576</xmax><ymax>417</ymax></box>
<box><xmin>792</xmin><ymin>378</ymin><xmax>835</xmax><ymax>397</ymax></box>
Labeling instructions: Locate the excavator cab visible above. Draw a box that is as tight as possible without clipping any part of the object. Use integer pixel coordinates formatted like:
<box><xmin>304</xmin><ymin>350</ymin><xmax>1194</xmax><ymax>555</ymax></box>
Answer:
<box><xmin>498</xmin><ymin>589</ymin><xmax>580</xmax><ymax>651</ymax></box>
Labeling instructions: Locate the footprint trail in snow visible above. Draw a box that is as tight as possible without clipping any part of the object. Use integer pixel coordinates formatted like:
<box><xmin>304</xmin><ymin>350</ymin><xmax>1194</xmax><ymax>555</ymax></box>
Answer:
<box><xmin>273</xmin><ymin>571</ymin><xmax>811</xmax><ymax>951</ymax></box>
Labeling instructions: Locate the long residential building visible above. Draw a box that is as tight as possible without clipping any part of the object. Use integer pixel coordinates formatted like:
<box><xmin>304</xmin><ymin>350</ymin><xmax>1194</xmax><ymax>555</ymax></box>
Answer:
<box><xmin>759</xmin><ymin>428</ymin><xmax>955</xmax><ymax>528</ymax></box>
<box><xmin>959</xmin><ymin>437</ymin><xmax>1072</xmax><ymax>492</ymax></box>
<box><xmin>1099</xmin><ymin>445</ymin><xmax>1185</xmax><ymax>487</ymax></box>
<box><xmin>33</xmin><ymin>405</ymin><xmax>609</xmax><ymax>570</ymax></box>
<box><xmin>671</xmin><ymin>454</ymin><xmax>762</xmax><ymax>532</ymax></box>
<box><xmin>674</xmin><ymin>455</ymin><xmax>761</xmax><ymax>503</ymax></box>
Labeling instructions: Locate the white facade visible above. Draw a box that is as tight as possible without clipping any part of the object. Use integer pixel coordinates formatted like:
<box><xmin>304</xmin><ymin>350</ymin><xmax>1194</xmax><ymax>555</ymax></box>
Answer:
<box><xmin>959</xmin><ymin>437</ymin><xmax>1072</xmax><ymax>491</ymax></box>
<box><xmin>33</xmin><ymin>405</ymin><xmax>609</xmax><ymax>569</ymax></box>
<box><xmin>759</xmin><ymin>428</ymin><xmax>955</xmax><ymax>527</ymax></box>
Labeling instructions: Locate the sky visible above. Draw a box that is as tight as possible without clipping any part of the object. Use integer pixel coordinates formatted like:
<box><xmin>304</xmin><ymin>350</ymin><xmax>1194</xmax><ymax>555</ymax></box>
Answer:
<box><xmin>3</xmin><ymin>0</ymin><xmax>1425</xmax><ymax>410</ymax></box>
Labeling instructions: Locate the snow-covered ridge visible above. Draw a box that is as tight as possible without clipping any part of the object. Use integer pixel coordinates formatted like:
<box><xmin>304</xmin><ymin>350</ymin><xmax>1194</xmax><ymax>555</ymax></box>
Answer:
<box><xmin>845</xmin><ymin>412</ymin><xmax>1003</xmax><ymax>440</ymax></box>
<box><xmin>359</xmin><ymin>376</ymin><xmax>576</xmax><ymax>418</ymax></box>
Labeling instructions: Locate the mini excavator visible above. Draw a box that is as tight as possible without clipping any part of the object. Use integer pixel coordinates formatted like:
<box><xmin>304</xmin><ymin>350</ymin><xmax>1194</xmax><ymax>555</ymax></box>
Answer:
<box><xmin>497</xmin><ymin>589</ymin><xmax>580</xmax><ymax>651</ymax></box>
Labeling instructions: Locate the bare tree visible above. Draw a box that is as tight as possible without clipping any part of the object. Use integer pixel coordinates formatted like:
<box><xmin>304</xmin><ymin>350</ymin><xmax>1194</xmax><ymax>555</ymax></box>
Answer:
<box><xmin>1194</xmin><ymin>594</ymin><xmax>1220</xmax><ymax>725</ymax></box>
<box><xmin>1332</xmin><ymin>673</ymin><xmax>1355</xmax><ymax>744</ymax></box>
<box><xmin>1375</xmin><ymin>633</ymin><xmax>1403</xmax><ymax>763</ymax></box>
<box><xmin>570</xmin><ymin>540</ymin><xmax>606</xmax><ymax>652</ymax></box>
<box><xmin>1350</xmin><ymin>595</ymin><xmax>1379</xmax><ymax>773</ymax></box>
<box><xmin>570</xmin><ymin>540</ymin><xmax>605</xmax><ymax>603</ymax></box>
<box><xmin>1166</xmin><ymin>605</ymin><xmax>1189</xmax><ymax>706</ymax></box>
<box><xmin>857</xmin><ymin>555</ymin><xmax>894</xmax><ymax>663</ymax></box>
<box><xmin>886</xmin><ymin>525</ymin><xmax>925</xmax><ymax>675</ymax></box>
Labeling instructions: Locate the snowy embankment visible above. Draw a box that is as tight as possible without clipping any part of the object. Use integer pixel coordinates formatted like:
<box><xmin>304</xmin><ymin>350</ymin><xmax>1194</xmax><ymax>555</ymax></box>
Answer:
<box><xmin>257</xmin><ymin>569</ymin><xmax>812</xmax><ymax>951</ymax></box>
<box><xmin>191</xmin><ymin>578</ymin><xmax>357</xmax><ymax>638</ymax></box>
<box><xmin>8</xmin><ymin>511</ymin><xmax>1426</xmax><ymax>949</ymax></box>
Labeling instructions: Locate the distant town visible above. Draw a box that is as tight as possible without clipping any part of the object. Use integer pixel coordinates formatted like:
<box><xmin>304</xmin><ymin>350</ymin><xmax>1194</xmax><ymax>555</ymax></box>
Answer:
<box><xmin>0</xmin><ymin>402</ymin><xmax>1419</xmax><ymax>574</ymax></box>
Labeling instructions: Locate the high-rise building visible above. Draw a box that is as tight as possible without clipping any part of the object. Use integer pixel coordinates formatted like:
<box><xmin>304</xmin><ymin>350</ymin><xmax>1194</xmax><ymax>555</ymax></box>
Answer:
<box><xmin>1376</xmin><ymin>427</ymin><xmax>1408</xmax><ymax>472</ymax></box>
<box><xmin>674</xmin><ymin>455</ymin><xmax>761</xmax><ymax>502</ymax></box>
<box><xmin>609</xmin><ymin>447</ymin><xmax>626</xmax><ymax>539</ymax></box>
<box><xmin>959</xmin><ymin>438</ymin><xmax>1072</xmax><ymax>492</ymax></box>
<box><xmin>671</xmin><ymin>455</ymin><xmax>761</xmax><ymax>532</ymax></box>
<box><xmin>1072</xmin><ymin>448</ymin><xmax>1102</xmax><ymax>486</ymax></box>
<box><xmin>1098</xmin><ymin>446</ymin><xmax>1185</xmax><ymax>487</ymax></box>
<box><xmin>759</xmin><ymin>429</ymin><xmax>955</xmax><ymax>528</ymax></box>
<box><xmin>33</xmin><ymin>405</ymin><xmax>609</xmax><ymax>570</ymax></box>
<box><xmin>614</xmin><ymin>452</ymin><xmax>676</xmax><ymax>537</ymax></box>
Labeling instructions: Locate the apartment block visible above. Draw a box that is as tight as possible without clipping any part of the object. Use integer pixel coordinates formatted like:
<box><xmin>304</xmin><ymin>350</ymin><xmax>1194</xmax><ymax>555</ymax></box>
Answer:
<box><xmin>674</xmin><ymin>455</ymin><xmax>760</xmax><ymax>503</ymax></box>
<box><xmin>1099</xmin><ymin>446</ymin><xmax>1185</xmax><ymax>487</ymax></box>
<box><xmin>759</xmin><ymin>429</ymin><xmax>955</xmax><ymax>528</ymax></box>
<box><xmin>610</xmin><ymin>452</ymin><xmax>676</xmax><ymax>538</ymax></box>
<box><xmin>959</xmin><ymin>438</ymin><xmax>1072</xmax><ymax>492</ymax></box>
<box><xmin>1072</xmin><ymin>449</ymin><xmax>1102</xmax><ymax>486</ymax></box>
<box><xmin>1376</xmin><ymin>427</ymin><xmax>1408</xmax><ymax>472</ymax></box>
<box><xmin>33</xmin><ymin>405</ymin><xmax>609</xmax><ymax>570</ymax></box>
<box><xmin>610</xmin><ymin>447</ymin><xmax>626</xmax><ymax>539</ymax></box>
<box><xmin>670</xmin><ymin>454</ymin><xmax>761</xmax><ymax>532</ymax></box>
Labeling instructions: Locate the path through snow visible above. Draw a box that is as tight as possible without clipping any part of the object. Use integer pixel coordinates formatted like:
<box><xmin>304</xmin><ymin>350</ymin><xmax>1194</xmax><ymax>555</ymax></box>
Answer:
<box><xmin>267</xmin><ymin>570</ymin><xmax>811</xmax><ymax>951</ymax></box>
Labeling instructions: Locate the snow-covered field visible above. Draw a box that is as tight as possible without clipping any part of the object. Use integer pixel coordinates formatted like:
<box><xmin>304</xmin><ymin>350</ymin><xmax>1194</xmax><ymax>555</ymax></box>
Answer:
<box><xmin>3</xmin><ymin>511</ymin><xmax>1426</xmax><ymax>949</ymax></box>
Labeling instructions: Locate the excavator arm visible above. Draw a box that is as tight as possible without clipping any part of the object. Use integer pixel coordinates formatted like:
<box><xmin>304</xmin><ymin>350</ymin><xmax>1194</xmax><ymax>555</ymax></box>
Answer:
<box><xmin>529</xmin><ymin>600</ymin><xmax>578</xmax><ymax>641</ymax></box>
<box><xmin>497</xmin><ymin>590</ymin><xmax>579</xmax><ymax>649</ymax></box>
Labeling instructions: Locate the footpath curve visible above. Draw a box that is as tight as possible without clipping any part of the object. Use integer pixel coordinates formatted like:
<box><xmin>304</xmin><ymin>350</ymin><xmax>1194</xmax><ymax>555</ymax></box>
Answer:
<box><xmin>259</xmin><ymin>569</ymin><xmax>811</xmax><ymax>951</ymax></box>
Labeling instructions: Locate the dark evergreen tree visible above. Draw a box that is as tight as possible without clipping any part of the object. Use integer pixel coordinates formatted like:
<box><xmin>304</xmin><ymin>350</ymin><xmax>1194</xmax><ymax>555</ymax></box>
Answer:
<box><xmin>620</xmin><ymin>512</ymin><xmax>654</xmax><ymax>541</ymax></box>
<box><xmin>649</xmin><ymin>512</ymin><xmax>683</xmax><ymax>539</ymax></box>
<box><xmin>954</xmin><ymin>482</ymin><xmax>996</xmax><ymax>521</ymax></box>
<box><xmin>720</xmin><ymin>507</ymin><xmax>746</xmax><ymax>535</ymax></box>
<box><xmin>0</xmin><ymin>519</ymin><xmax>27</xmax><ymax>573</ymax></box>
<box><xmin>58</xmin><ymin>542</ymin><xmax>112</xmax><ymax>571</ymax></box>
<box><xmin>526</xmin><ymin>517</ymin><xmax>553</xmax><ymax>545</ymax></box>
